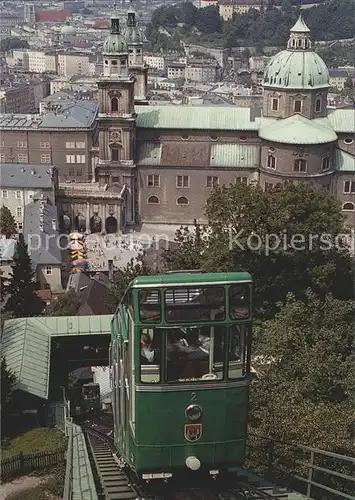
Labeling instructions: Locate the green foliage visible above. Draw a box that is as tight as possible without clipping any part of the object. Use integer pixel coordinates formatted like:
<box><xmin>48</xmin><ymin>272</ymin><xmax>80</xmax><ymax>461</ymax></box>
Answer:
<box><xmin>315</xmin><ymin>43</ymin><xmax>355</xmax><ymax>67</ymax></box>
<box><xmin>1</xmin><ymin>268</ymin><xmax>9</xmax><ymax>302</ymax></box>
<box><xmin>107</xmin><ymin>252</ymin><xmax>152</xmax><ymax>313</ymax></box>
<box><xmin>253</xmin><ymin>293</ymin><xmax>355</xmax><ymax>404</ymax></box>
<box><xmin>5</xmin><ymin>467</ymin><xmax>65</xmax><ymax>500</ymax></box>
<box><xmin>0</xmin><ymin>205</ymin><xmax>17</xmax><ymax>238</ymax></box>
<box><xmin>1</xmin><ymin>356</ymin><xmax>16</xmax><ymax>421</ymax></box>
<box><xmin>304</xmin><ymin>0</ymin><xmax>355</xmax><ymax>41</ymax></box>
<box><xmin>0</xmin><ymin>37</ymin><xmax>29</xmax><ymax>52</ymax></box>
<box><xmin>249</xmin><ymin>293</ymin><xmax>355</xmax><ymax>481</ymax></box>
<box><xmin>2</xmin><ymin>428</ymin><xmax>67</xmax><ymax>460</ymax></box>
<box><xmin>147</xmin><ymin>0</ymin><xmax>355</xmax><ymax>51</ymax></box>
<box><xmin>5</xmin><ymin>235</ymin><xmax>45</xmax><ymax>317</ymax></box>
<box><xmin>45</xmin><ymin>289</ymin><xmax>81</xmax><ymax>316</ymax></box>
<box><xmin>165</xmin><ymin>182</ymin><xmax>353</xmax><ymax>319</ymax></box>
<box><xmin>163</xmin><ymin>219</ymin><xmax>207</xmax><ymax>271</ymax></box>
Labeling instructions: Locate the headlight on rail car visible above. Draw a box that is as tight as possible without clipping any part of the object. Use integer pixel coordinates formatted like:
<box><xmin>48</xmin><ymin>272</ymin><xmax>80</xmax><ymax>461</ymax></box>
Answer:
<box><xmin>185</xmin><ymin>404</ymin><xmax>202</xmax><ymax>422</ymax></box>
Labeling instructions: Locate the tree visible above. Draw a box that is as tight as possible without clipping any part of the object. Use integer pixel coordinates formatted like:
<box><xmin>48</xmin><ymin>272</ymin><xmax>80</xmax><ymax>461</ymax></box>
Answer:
<box><xmin>5</xmin><ymin>235</ymin><xmax>45</xmax><ymax>317</ymax></box>
<box><xmin>164</xmin><ymin>182</ymin><xmax>354</xmax><ymax>319</ymax></box>
<box><xmin>45</xmin><ymin>290</ymin><xmax>81</xmax><ymax>317</ymax></box>
<box><xmin>249</xmin><ymin>293</ymin><xmax>355</xmax><ymax>457</ymax></box>
<box><xmin>0</xmin><ymin>206</ymin><xmax>16</xmax><ymax>238</ymax></box>
<box><xmin>107</xmin><ymin>252</ymin><xmax>152</xmax><ymax>313</ymax></box>
<box><xmin>0</xmin><ymin>37</ymin><xmax>29</xmax><ymax>52</ymax></box>
<box><xmin>163</xmin><ymin>219</ymin><xmax>207</xmax><ymax>271</ymax></box>
<box><xmin>1</xmin><ymin>356</ymin><xmax>16</xmax><ymax>434</ymax></box>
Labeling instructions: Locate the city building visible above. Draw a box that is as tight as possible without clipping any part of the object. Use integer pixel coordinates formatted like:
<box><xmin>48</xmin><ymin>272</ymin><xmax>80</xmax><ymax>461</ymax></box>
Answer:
<box><xmin>0</xmin><ymin>164</ymin><xmax>58</xmax><ymax>232</ymax></box>
<box><xmin>23</xmin><ymin>199</ymin><xmax>63</xmax><ymax>292</ymax></box>
<box><xmin>0</xmin><ymin>100</ymin><xmax>98</xmax><ymax>182</ymax></box>
<box><xmin>219</xmin><ymin>0</ymin><xmax>262</xmax><ymax>21</ymax></box>
<box><xmin>0</xmin><ymin>79</ymin><xmax>50</xmax><ymax>114</ymax></box>
<box><xmin>329</xmin><ymin>69</ymin><xmax>350</xmax><ymax>91</ymax></box>
<box><xmin>0</xmin><ymin>164</ymin><xmax>62</xmax><ymax>292</ymax></box>
<box><xmin>0</xmin><ymin>13</ymin><xmax>354</xmax><ymax>231</ymax></box>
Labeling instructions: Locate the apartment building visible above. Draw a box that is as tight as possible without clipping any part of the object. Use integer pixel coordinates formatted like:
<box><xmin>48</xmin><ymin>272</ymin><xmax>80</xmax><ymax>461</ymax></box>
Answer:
<box><xmin>0</xmin><ymin>164</ymin><xmax>57</xmax><ymax>232</ymax></box>
<box><xmin>143</xmin><ymin>54</ymin><xmax>165</xmax><ymax>71</ymax></box>
<box><xmin>8</xmin><ymin>50</ymin><xmax>57</xmax><ymax>73</ymax></box>
<box><xmin>329</xmin><ymin>69</ymin><xmax>350</xmax><ymax>91</ymax></box>
<box><xmin>0</xmin><ymin>100</ymin><xmax>98</xmax><ymax>182</ymax></box>
<box><xmin>1</xmin><ymin>79</ymin><xmax>50</xmax><ymax>114</ymax></box>
<box><xmin>219</xmin><ymin>0</ymin><xmax>262</xmax><ymax>21</ymax></box>
<box><xmin>167</xmin><ymin>62</ymin><xmax>186</xmax><ymax>80</ymax></box>
<box><xmin>58</xmin><ymin>53</ymin><xmax>91</xmax><ymax>77</ymax></box>
<box><xmin>185</xmin><ymin>60</ymin><xmax>219</xmax><ymax>83</ymax></box>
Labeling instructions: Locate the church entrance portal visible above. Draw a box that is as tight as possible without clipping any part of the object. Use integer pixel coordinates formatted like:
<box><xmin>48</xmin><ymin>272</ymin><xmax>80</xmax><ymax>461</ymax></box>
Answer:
<box><xmin>105</xmin><ymin>216</ymin><xmax>118</xmax><ymax>234</ymax></box>
<box><xmin>90</xmin><ymin>214</ymin><xmax>102</xmax><ymax>233</ymax></box>
<box><xmin>74</xmin><ymin>215</ymin><xmax>86</xmax><ymax>232</ymax></box>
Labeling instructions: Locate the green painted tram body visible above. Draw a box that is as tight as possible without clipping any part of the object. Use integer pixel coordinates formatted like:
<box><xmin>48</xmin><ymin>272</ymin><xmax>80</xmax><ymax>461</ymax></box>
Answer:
<box><xmin>110</xmin><ymin>272</ymin><xmax>252</xmax><ymax>479</ymax></box>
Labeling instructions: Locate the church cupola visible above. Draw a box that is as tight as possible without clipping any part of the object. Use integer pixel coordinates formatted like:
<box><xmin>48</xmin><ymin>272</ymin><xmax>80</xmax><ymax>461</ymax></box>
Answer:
<box><xmin>123</xmin><ymin>1</ymin><xmax>144</xmax><ymax>66</ymax></box>
<box><xmin>287</xmin><ymin>15</ymin><xmax>312</xmax><ymax>51</ymax></box>
<box><xmin>102</xmin><ymin>8</ymin><xmax>129</xmax><ymax>77</ymax></box>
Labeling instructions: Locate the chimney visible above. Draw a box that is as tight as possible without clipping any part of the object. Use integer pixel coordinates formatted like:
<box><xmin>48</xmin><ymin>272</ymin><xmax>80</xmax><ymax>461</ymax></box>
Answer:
<box><xmin>108</xmin><ymin>259</ymin><xmax>114</xmax><ymax>281</ymax></box>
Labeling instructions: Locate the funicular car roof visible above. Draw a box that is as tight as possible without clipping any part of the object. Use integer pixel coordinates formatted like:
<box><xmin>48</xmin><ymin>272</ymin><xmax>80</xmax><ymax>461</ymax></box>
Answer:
<box><xmin>131</xmin><ymin>272</ymin><xmax>252</xmax><ymax>288</ymax></box>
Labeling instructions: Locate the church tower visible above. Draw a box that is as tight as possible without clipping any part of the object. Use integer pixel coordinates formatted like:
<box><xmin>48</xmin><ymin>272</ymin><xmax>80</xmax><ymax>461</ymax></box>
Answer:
<box><xmin>123</xmin><ymin>1</ymin><xmax>148</xmax><ymax>104</ymax></box>
<box><xmin>96</xmin><ymin>7</ymin><xmax>137</xmax><ymax>225</ymax></box>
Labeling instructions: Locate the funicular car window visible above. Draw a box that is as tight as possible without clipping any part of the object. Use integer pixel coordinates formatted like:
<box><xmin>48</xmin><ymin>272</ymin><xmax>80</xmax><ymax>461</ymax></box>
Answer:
<box><xmin>228</xmin><ymin>324</ymin><xmax>247</xmax><ymax>379</ymax></box>
<box><xmin>139</xmin><ymin>289</ymin><xmax>161</xmax><ymax>323</ymax></box>
<box><xmin>83</xmin><ymin>386</ymin><xmax>99</xmax><ymax>399</ymax></box>
<box><xmin>140</xmin><ymin>327</ymin><xmax>161</xmax><ymax>383</ymax></box>
<box><xmin>164</xmin><ymin>286</ymin><xmax>225</xmax><ymax>322</ymax></box>
<box><xmin>229</xmin><ymin>285</ymin><xmax>250</xmax><ymax>319</ymax></box>
<box><xmin>166</xmin><ymin>326</ymin><xmax>225</xmax><ymax>382</ymax></box>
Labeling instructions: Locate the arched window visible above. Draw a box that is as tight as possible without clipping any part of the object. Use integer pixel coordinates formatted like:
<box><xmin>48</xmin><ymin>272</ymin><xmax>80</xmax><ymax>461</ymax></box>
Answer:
<box><xmin>267</xmin><ymin>155</ymin><xmax>276</xmax><ymax>169</ymax></box>
<box><xmin>177</xmin><ymin>196</ymin><xmax>188</xmax><ymax>205</ymax></box>
<box><xmin>321</xmin><ymin>156</ymin><xmax>330</xmax><ymax>171</ymax></box>
<box><xmin>293</xmin><ymin>159</ymin><xmax>307</xmax><ymax>173</ymax></box>
<box><xmin>111</xmin><ymin>147</ymin><xmax>119</xmax><ymax>162</ymax></box>
<box><xmin>148</xmin><ymin>195</ymin><xmax>159</xmax><ymax>204</ymax></box>
<box><xmin>342</xmin><ymin>202</ymin><xmax>355</xmax><ymax>211</ymax></box>
<box><xmin>111</xmin><ymin>97</ymin><xmax>118</xmax><ymax>112</ymax></box>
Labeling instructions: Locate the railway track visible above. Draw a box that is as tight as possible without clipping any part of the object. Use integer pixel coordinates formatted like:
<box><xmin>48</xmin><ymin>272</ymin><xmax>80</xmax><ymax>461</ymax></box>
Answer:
<box><xmin>84</xmin><ymin>423</ymin><xmax>141</xmax><ymax>500</ymax></box>
<box><xmin>82</xmin><ymin>418</ymin><xmax>295</xmax><ymax>500</ymax></box>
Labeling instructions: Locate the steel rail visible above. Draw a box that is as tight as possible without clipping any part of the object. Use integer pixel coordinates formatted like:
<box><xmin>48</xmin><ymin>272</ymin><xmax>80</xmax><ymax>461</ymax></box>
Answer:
<box><xmin>81</xmin><ymin>423</ymin><xmax>304</xmax><ymax>500</ymax></box>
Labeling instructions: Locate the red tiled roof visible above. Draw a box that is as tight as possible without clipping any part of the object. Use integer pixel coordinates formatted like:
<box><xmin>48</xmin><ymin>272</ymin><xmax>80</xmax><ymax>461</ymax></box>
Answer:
<box><xmin>36</xmin><ymin>289</ymin><xmax>52</xmax><ymax>301</ymax></box>
<box><xmin>36</xmin><ymin>10</ymin><xmax>71</xmax><ymax>23</ymax></box>
<box><xmin>93</xmin><ymin>19</ymin><xmax>109</xmax><ymax>29</ymax></box>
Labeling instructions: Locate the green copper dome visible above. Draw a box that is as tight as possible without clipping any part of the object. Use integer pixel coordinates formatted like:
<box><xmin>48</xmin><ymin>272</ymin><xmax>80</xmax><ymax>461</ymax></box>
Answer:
<box><xmin>103</xmin><ymin>33</ymin><xmax>128</xmax><ymax>54</ymax></box>
<box><xmin>263</xmin><ymin>50</ymin><xmax>329</xmax><ymax>89</ymax></box>
<box><xmin>123</xmin><ymin>9</ymin><xmax>143</xmax><ymax>45</ymax></box>
<box><xmin>263</xmin><ymin>15</ymin><xmax>329</xmax><ymax>90</ymax></box>
<box><xmin>123</xmin><ymin>25</ymin><xmax>143</xmax><ymax>44</ymax></box>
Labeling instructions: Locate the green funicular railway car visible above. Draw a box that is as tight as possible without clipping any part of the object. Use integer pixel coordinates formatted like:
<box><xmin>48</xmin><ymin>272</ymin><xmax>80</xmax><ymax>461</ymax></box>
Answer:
<box><xmin>110</xmin><ymin>271</ymin><xmax>252</xmax><ymax>480</ymax></box>
<box><xmin>81</xmin><ymin>383</ymin><xmax>101</xmax><ymax>413</ymax></box>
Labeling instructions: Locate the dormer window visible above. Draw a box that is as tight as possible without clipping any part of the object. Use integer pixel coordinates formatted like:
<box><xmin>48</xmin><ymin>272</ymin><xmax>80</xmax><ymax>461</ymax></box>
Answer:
<box><xmin>294</xmin><ymin>100</ymin><xmax>302</xmax><ymax>113</ymax></box>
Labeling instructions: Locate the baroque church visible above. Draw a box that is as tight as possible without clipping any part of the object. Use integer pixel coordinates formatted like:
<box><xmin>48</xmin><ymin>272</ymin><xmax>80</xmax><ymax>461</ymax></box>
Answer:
<box><xmin>59</xmin><ymin>9</ymin><xmax>355</xmax><ymax>232</ymax></box>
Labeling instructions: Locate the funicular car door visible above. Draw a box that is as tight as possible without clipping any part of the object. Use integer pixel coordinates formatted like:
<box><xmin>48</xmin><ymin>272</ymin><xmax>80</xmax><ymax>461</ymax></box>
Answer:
<box><xmin>122</xmin><ymin>340</ymin><xmax>129</xmax><ymax>455</ymax></box>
